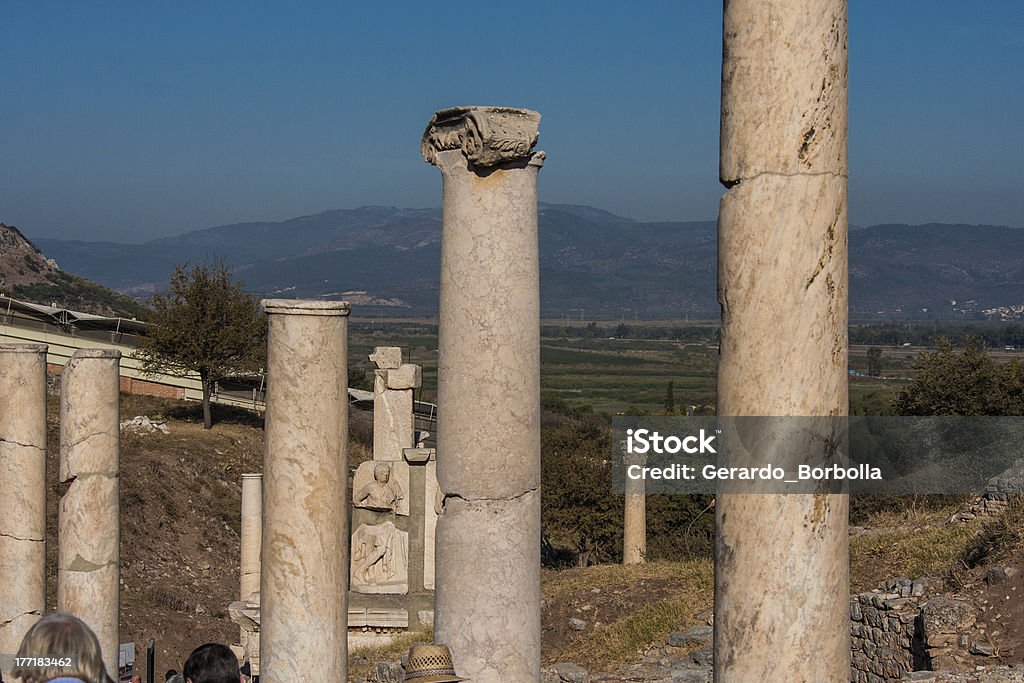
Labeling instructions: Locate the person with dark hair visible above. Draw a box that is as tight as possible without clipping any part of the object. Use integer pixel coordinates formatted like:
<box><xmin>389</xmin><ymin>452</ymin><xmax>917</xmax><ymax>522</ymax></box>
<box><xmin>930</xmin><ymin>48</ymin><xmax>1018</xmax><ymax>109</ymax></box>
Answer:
<box><xmin>164</xmin><ymin>671</ymin><xmax>179</xmax><ymax>682</ymax></box>
<box><xmin>182</xmin><ymin>644</ymin><xmax>241</xmax><ymax>683</ymax></box>
<box><xmin>11</xmin><ymin>612</ymin><xmax>115</xmax><ymax>683</ymax></box>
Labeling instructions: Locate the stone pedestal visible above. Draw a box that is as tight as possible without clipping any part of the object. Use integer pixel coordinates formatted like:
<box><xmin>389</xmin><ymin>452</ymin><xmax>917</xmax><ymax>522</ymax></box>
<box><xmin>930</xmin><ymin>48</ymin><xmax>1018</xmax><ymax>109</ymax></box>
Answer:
<box><xmin>0</xmin><ymin>344</ymin><xmax>48</xmax><ymax>677</ymax></box>
<box><xmin>239</xmin><ymin>473</ymin><xmax>262</xmax><ymax>653</ymax></box>
<box><xmin>369</xmin><ymin>347</ymin><xmax>422</xmax><ymax>461</ymax></box>
<box><xmin>56</xmin><ymin>349</ymin><xmax>121</xmax><ymax>676</ymax></box>
<box><xmin>623</xmin><ymin>454</ymin><xmax>646</xmax><ymax>565</ymax></box>
<box><xmin>229</xmin><ymin>591</ymin><xmax>261</xmax><ymax>678</ymax></box>
<box><xmin>422</xmin><ymin>106</ymin><xmax>544</xmax><ymax>682</ymax></box>
<box><xmin>260</xmin><ymin>300</ymin><xmax>350</xmax><ymax>682</ymax></box>
<box><xmin>715</xmin><ymin>1</ymin><xmax>850</xmax><ymax>680</ymax></box>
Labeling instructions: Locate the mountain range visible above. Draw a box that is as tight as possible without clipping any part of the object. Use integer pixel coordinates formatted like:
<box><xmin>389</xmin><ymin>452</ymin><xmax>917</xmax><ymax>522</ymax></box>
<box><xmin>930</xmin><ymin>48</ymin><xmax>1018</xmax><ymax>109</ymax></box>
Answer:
<box><xmin>24</xmin><ymin>205</ymin><xmax>1024</xmax><ymax>319</ymax></box>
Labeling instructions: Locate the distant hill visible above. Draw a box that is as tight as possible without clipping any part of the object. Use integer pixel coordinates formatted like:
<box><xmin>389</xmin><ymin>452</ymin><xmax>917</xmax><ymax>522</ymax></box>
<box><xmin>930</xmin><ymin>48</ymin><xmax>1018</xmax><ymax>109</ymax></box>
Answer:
<box><xmin>29</xmin><ymin>207</ymin><xmax>1024</xmax><ymax>319</ymax></box>
<box><xmin>0</xmin><ymin>222</ymin><xmax>148</xmax><ymax>318</ymax></box>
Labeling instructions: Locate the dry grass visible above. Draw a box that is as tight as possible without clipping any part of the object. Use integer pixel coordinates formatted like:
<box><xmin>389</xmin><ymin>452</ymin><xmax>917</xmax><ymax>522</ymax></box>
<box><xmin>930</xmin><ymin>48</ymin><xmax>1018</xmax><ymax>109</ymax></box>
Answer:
<box><xmin>962</xmin><ymin>501</ymin><xmax>1024</xmax><ymax>568</ymax></box>
<box><xmin>544</xmin><ymin>559</ymin><xmax>714</xmax><ymax>670</ymax></box>
<box><xmin>850</xmin><ymin>504</ymin><xmax>982</xmax><ymax>592</ymax></box>
<box><xmin>348</xmin><ymin>627</ymin><xmax>433</xmax><ymax>679</ymax></box>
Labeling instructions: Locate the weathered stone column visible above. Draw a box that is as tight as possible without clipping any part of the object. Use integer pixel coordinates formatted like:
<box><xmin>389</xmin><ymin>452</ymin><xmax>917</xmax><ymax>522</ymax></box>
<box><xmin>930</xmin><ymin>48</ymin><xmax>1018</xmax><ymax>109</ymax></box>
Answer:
<box><xmin>715</xmin><ymin>1</ymin><xmax>849</xmax><ymax>681</ymax></box>
<box><xmin>0</xmin><ymin>344</ymin><xmax>48</xmax><ymax>677</ymax></box>
<box><xmin>57</xmin><ymin>349</ymin><xmax>121</xmax><ymax>676</ymax></box>
<box><xmin>422</xmin><ymin>106</ymin><xmax>544</xmax><ymax>682</ymax></box>
<box><xmin>623</xmin><ymin>454</ymin><xmax>646</xmax><ymax>565</ymax></box>
<box><xmin>239</xmin><ymin>473</ymin><xmax>262</xmax><ymax>649</ymax></box>
<box><xmin>260</xmin><ymin>300</ymin><xmax>350</xmax><ymax>682</ymax></box>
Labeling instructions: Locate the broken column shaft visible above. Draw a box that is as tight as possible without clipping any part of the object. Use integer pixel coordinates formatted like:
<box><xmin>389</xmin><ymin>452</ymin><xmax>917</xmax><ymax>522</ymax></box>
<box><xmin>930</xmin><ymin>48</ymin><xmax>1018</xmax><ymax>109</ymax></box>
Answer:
<box><xmin>260</xmin><ymin>300</ymin><xmax>350</xmax><ymax>682</ymax></box>
<box><xmin>0</xmin><ymin>344</ymin><xmax>48</xmax><ymax>677</ymax></box>
<box><xmin>422</xmin><ymin>106</ymin><xmax>544</xmax><ymax>682</ymax></box>
<box><xmin>715</xmin><ymin>1</ymin><xmax>850</xmax><ymax>680</ymax></box>
<box><xmin>239</xmin><ymin>473</ymin><xmax>262</xmax><ymax>649</ymax></box>
<box><xmin>57</xmin><ymin>349</ymin><xmax>121</xmax><ymax>676</ymax></box>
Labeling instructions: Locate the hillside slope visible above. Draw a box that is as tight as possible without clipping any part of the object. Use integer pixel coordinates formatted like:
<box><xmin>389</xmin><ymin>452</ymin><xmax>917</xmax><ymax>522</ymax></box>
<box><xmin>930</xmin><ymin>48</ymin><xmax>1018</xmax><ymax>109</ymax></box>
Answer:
<box><xmin>1</xmin><ymin>222</ymin><xmax>147</xmax><ymax>317</ymax></box>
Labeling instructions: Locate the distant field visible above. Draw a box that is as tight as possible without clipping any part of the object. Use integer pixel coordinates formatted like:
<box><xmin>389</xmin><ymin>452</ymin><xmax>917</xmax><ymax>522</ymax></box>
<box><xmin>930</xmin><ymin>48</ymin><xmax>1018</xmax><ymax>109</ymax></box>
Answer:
<box><xmin>350</xmin><ymin>323</ymin><xmax>717</xmax><ymax>414</ymax></box>
<box><xmin>348</xmin><ymin>324</ymin><xmax>1017</xmax><ymax>415</ymax></box>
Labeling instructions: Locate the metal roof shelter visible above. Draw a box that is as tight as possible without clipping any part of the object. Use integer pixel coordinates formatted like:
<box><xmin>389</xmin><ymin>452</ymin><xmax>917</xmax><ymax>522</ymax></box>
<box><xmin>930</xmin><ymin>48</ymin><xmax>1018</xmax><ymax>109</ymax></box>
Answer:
<box><xmin>0</xmin><ymin>294</ymin><xmax>147</xmax><ymax>342</ymax></box>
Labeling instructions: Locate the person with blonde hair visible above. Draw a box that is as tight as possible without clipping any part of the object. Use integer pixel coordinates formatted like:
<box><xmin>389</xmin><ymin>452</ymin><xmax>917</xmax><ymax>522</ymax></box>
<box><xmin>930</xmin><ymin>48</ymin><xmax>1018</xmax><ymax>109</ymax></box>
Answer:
<box><xmin>11</xmin><ymin>612</ymin><xmax>114</xmax><ymax>683</ymax></box>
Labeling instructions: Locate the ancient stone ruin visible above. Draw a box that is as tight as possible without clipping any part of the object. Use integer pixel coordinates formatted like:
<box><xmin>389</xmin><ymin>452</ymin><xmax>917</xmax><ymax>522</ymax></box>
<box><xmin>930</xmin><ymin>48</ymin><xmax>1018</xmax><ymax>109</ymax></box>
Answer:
<box><xmin>349</xmin><ymin>347</ymin><xmax>436</xmax><ymax>644</ymax></box>
<box><xmin>228</xmin><ymin>345</ymin><xmax>437</xmax><ymax>671</ymax></box>
<box><xmin>424</xmin><ymin>105</ymin><xmax>545</xmax><ymax>682</ymax></box>
<box><xmin>259</xmin><ymin>299</ymin><xmax>351</xmax><ymax>682</ymax></box>
<box><xmin>0</xmin><ymin>345</ymin><xmax>123</xmax><ymax>679</ymax></box>
<box><xmin>714</xmin><ymin>0</ymin><xmax>850</xmax><ymax>679</ymax></box>
<box><xmin>0</xmin><ymin>344</ymin><xmax>48</xmax><ymax>677</ymax></box>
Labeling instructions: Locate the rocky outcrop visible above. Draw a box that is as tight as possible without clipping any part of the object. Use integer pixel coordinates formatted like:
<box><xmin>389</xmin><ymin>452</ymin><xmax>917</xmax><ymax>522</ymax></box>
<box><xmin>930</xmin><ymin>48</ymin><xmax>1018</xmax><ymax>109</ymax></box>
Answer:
<box><xmin>0</xmin><ymin>223</ymin><xmax>60</xmax><ymax>290</ymax></box>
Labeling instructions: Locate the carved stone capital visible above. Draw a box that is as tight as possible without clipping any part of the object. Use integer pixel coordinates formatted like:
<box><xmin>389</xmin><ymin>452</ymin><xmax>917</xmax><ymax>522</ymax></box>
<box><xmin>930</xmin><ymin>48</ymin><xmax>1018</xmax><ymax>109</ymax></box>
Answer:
<box><xmin>421</xmin><ymin>106</ymin><xmax>541</xmax><ymax>167</ymax></box>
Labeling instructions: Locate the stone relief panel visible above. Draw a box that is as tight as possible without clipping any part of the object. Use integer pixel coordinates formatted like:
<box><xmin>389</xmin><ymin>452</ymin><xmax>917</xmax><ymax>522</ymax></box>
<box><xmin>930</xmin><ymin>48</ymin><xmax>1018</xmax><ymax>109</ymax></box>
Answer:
<box><xmin>351</xmin><ymin>522</ymin><xmax>409</xmax><ymax>595</ymax></box>
<box><xmin>352</xmin><ymin>461</ymin><xmax>409</xmax><ymax>516</ymax></box>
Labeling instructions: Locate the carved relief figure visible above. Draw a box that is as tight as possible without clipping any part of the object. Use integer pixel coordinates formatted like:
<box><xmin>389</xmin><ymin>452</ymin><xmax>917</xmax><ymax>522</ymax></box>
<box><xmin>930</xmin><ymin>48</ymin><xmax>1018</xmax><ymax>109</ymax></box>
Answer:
<box><xmin>350</xmin><ymin>521</ymin><xmax>409</xmax><ymax>594</ymax></box>
<box><xmin>354</xmin><ymin>462</ymin><xmax>404</xmax><ymax>512</ymax></box>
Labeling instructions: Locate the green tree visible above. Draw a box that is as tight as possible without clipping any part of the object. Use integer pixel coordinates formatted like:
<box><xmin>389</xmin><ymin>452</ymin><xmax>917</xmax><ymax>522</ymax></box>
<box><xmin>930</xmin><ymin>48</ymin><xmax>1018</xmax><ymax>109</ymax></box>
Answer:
<box><xmin>540</xmin><ymin>407</ymin><xmax>619</xmax><ymax>567</ymax></box>
<box><xmin>664</xmin><ymin>379</ymin><xmax>676</xmax><ymax>414</ymax></box>
<box><xmin>866</xmin><ymin>346</ymin><xmax>883</xmax><ymax>377</ymax></box>
<box><xmin>891</xmin><ymin>338</ymin><xmax>1019</xmax><ymax>416</ymax></box>
<box><xmin>136</xmin><ymin>261</ymin><xmax>267</xmax><ymax>429</ymax></box>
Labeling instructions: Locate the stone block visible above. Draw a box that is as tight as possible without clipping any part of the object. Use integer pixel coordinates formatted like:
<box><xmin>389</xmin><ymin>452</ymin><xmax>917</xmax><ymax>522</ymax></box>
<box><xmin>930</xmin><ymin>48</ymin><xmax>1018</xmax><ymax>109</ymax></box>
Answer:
<box><xmin>373</xmin><ymin>373</ymin><xmax>415</xmax><ymax>461</ymax></box>
<box><xmin>668</xmin><ymin>625</ymin><xmax>713</xmax><ymax>649</ymax></box>
<box><xmin>369</xmin><ymin>346</ymin><xmax>402</xmax><ymax>369</ymax></box>
<box><xmin>403</xmin><ymin>447</ymin><xmax>435</xmax><ymax>464</ymax></box>
<box><xmin>920</xmin><ymin>596</ymin><xmax>976</xmax><ymax>642</ymax></box>
<box><xmin>386</xmin><ymin>363</ymin><xmax>421</xmax><ymax>390</ymax></box>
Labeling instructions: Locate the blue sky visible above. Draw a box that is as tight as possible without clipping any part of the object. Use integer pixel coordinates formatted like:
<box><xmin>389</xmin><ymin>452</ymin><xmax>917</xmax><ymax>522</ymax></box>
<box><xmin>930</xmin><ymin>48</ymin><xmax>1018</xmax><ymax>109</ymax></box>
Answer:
<box><xmin>1</xmin><ymin>2</ymin><xmax>1021</xmax><ymax>242</ymax></box>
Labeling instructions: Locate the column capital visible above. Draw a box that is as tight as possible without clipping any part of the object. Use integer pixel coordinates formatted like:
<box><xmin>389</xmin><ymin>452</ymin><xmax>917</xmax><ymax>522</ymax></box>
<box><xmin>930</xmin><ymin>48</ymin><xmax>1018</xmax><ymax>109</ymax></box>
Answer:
<box><xmin>421</xmin><ymin>106</ymin><xmax>541</xmax><ymax>167</ymax></box>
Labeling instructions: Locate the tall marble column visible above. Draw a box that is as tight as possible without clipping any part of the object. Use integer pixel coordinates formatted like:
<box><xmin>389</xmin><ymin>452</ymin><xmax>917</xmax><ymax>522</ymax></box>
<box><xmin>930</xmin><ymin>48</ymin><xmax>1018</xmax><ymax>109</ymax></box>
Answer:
<box><xmin>422</xmin><ymin>106</ymin><xmax>544</xmax><ymax>682</ymax></box>
<box><xmin>0</xmin><ymin>344</ymin><xmax>48</xmax><ymax>677</ymax></box>
<box><xmin>57</xmin><ymin>349</ymin><xmax>121</xmax><ymax>676</ymax></box>
<box><xmin>715</xmin><ymin>1</ymin><xmax>849</xmax><ymax>680</ymax></box>
<box><xmin>259</xmin><ymin>300</ymin><xmax>350</xmax><ymax>682</ymax></box>
<box><xmin>239</xmin><ymin>473</ymin><xmax>262</xmax><ymax>648</ymax></box>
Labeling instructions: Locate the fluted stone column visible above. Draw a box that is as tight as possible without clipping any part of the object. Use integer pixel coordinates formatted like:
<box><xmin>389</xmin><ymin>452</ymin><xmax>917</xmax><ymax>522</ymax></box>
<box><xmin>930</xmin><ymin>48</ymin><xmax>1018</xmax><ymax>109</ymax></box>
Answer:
<box><xmin>57</xmin><ymin>349</ymin><xmax>121</xmax><ymax>676</ymax></box>
<box><xmin>715</xmin><ymin>1</ymin><xmax>849</xmax><ymax>681</ymax></box>
<box><xmin>623</xmin><ymin>453</ymin><xmax>646</xmax><ymax>565</ymax></box>
<box><xmin>0</xmin><ymin>344</ymin><xmax>48</xmax><ymax>677</ymax></box>
<box><xmin>422</xmin><ymin>106</ymin><xmax>544</xmax><ymax>682</ymax></box>
<box><xmin>239</xmin><ymin>473</ymin><xmax>262</xmax><ymax>649</ymax></box>
<box><xmin>260</xmin><ymin>300</ymin><xmax>350</xmax><ymax>682</ymax></box>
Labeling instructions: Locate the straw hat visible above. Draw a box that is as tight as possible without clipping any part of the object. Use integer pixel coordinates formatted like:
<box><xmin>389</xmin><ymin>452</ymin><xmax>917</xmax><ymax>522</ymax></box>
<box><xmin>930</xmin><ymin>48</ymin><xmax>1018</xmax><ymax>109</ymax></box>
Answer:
<box><xmin>402</xmin><ymin>644</ymin><xmax>465</xmax><ymax>682</ymax></box>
